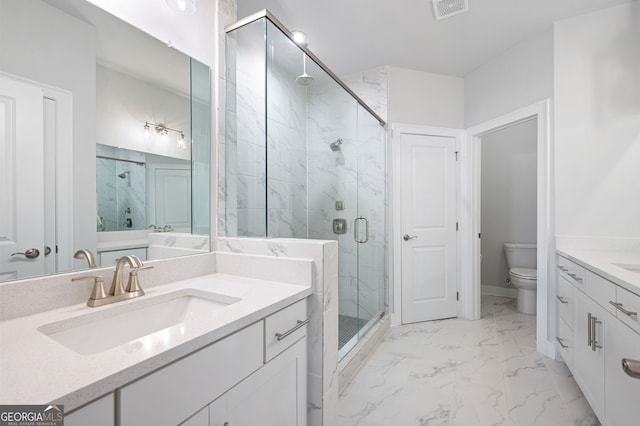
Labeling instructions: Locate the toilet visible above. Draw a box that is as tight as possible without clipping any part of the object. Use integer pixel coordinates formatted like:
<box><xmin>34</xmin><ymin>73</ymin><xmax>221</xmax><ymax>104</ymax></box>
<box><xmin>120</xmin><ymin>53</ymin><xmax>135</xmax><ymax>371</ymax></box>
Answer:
<box><xmin>503</xmin><ymin>242</ymin><xmax>537</xmax><ymax>314</ymax></box>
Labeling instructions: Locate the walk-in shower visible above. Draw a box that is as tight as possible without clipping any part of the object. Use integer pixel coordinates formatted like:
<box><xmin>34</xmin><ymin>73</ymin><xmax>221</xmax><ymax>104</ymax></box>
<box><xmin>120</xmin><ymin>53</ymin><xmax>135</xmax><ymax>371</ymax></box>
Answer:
<box><xmin>225</xmin><ymin>12</ymin><xmax>386</xmax><ymax>361</ymax></box>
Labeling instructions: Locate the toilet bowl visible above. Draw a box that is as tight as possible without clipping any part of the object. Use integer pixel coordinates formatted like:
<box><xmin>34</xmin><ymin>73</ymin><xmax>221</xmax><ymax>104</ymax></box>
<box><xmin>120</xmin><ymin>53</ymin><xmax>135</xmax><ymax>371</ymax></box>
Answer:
<box><xmin>503</xmin><ymin>243</ymin><xmax>537</xmax><ymax>315</ymax></box>
<box><xmin>509</xmin><ymin>267</ymin><xmax>537</xmax><ymax>314</ymax></box>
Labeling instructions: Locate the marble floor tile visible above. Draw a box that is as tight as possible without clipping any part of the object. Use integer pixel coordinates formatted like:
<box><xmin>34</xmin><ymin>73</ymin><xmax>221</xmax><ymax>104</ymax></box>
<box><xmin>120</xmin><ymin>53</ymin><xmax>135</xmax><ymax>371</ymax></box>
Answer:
<box><xmin>337</xmin><ymin>296</ymin><xmax>599</xmax><ymax>426</ymax></box>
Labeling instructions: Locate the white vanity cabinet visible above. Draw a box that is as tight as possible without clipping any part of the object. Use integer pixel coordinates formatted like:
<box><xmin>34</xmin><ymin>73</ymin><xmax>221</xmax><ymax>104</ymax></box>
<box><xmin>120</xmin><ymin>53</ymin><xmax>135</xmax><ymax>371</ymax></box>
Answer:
<box><xmin>556</xmin><ymin>253</ymin><xmax>640</xmax><ymax>425</ymax></box>
<box><xmin>65</xmin><ymin>393</ymin><xmax>115</xmax><ymax>426</ymax></box>
<box><xmin>118</xmin><ymin>298</ymin><xmax>308</xmax><ymax>426</ymax></box>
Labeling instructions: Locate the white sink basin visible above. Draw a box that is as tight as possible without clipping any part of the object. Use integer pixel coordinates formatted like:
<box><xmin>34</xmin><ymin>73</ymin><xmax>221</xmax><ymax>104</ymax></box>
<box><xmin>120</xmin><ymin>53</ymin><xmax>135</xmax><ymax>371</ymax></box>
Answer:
<box><xmin>38</xmin><ymin>289</ymin><xmax>240</xmax><ymax>355</ymax></box>
<box><xmin>613</xmin><ymin>263</ymin><xmax>640</xmax><ymax>274</ymax></box>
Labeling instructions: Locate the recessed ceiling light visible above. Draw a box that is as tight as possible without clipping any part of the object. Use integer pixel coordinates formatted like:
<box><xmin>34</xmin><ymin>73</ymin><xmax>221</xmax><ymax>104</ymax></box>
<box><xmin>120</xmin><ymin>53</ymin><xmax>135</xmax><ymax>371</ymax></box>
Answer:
<box><xmin>166</xmin><ymin>0</ymin><xmax>197</xmax><ymax>15</ymax></box>
<box><xmin>291</xmin><ymin>31</ymin><xmax>307</xmax><ymax>45</ymax></box>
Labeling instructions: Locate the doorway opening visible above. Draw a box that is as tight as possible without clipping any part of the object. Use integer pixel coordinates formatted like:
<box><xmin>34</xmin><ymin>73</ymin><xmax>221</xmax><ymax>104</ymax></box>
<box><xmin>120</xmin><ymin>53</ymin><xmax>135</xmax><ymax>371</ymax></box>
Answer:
<box><xmin>462</xmin><ymin>100</ymin><xmax>554</xmax><ymax>358</ymax></box>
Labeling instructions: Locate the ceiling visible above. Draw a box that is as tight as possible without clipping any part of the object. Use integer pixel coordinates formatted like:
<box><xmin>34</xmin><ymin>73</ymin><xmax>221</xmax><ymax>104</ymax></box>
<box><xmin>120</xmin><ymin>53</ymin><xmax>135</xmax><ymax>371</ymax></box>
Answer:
<box><xmin>238</xmin><ymin>0</ymin><xmax>632</xmax><ymax>77</ymax></box>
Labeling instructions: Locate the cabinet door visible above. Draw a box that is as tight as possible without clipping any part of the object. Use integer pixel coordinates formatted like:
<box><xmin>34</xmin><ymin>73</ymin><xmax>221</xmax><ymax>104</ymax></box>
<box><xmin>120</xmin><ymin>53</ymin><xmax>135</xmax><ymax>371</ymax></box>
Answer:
<box><xmin>213</xmin><ymin>337</ymin><xmax>307</xmax><ymax>426</ymax></box>
<box><xmin>605</xmin><ymin>320</ymin><xmax>640</xmax><ymax>426</ymax></box>
<box><xmin>574</xmin><ymin>290</ymin><xmax>607</xmax><ymax>419</ymax></box>
<box><xmin>65</xmin><ymin>394</ymin><xmax>114</xmax><ymax>426</ymax></box>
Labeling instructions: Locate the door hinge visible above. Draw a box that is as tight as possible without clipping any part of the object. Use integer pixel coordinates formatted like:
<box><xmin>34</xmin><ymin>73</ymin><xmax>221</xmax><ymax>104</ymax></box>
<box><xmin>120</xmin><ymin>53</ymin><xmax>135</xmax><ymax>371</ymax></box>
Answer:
<box><xmin>456</xmin><ymin>291</ymin><xmax>459</xmax><ymax>301</ymax></box>
<box><xmin>478</xmin><ymin>233</ymin><xmax>481</xmax><ymax>239</ymax></box>
<box><xmin>55</xmin><ymin>245</ymin><xmax>59</xmax><ymax>254</ymax></box>
<box><xmin>455</xmin><ymin>151</ymin><xmax>460</xmax><ymax>161</ymax></box>
<box><xmin>456</xmin><ymin>222</ymin><xmax>459</xmax><ymax>231</ymax></box>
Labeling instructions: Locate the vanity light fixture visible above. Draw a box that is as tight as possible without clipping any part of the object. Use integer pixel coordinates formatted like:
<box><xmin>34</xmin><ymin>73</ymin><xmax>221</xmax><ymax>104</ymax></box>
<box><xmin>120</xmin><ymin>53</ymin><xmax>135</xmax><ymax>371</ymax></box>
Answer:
<box><xmin>166</xmin><ymin>0</ymin><xmax>197</xmax><ymax>15</ymax></box>
<box><xmin>144</xmin><ymin>121</ymin><xmax>186</xmax><ymax>148</ymax></box>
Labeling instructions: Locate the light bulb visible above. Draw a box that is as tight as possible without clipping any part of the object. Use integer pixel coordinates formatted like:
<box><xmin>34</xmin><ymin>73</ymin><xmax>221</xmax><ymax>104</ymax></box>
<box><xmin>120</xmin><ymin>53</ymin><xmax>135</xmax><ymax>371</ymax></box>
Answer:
<box><xmin>178</xmin><ymin>133</ymin><xmax>187</xmax><ymax>149</ymax></box>
<box><xmin>162</xmin><ymin>130</ymin><xmax>168</xmax><ymax>142</ymax></box>
<box><xmin>144</xmin><ymin>123</ymin><xmax>150</xmax><ymax>139</ymax></box>
<box><xmin>292</xmin><ymin>31</ymin><xmax>306</xmax><ymax>45</ymax></box>
<box><xmin>166</xmin><ymin>0</ymin><xmax>196</xmax><ymax>15</ymax></box>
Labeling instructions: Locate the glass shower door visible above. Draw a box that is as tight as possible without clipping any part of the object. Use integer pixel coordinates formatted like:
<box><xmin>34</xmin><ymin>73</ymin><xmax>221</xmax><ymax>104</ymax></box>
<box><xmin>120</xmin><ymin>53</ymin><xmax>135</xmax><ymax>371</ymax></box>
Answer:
<box><xmin>355</xmin><ymin>104</ymin><xmax>386</xmax><ymax>340</ymax></box>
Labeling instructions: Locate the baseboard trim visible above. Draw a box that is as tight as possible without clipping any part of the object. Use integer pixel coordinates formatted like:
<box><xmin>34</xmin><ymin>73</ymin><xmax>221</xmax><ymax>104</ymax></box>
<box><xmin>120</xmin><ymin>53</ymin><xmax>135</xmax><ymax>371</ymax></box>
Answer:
<box><xmin>481</xmin><ymin>285</ymin><xmax>517</xmax><ymax>298</ymax></box>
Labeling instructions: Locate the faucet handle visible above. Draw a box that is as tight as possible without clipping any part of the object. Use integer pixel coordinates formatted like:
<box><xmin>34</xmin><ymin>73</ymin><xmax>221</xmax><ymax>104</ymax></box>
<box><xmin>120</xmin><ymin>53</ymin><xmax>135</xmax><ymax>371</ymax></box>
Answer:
<box><xmin>126</xmin><ymin>265</ymin><xmax>153</xmax><ymax>295</ymax></box>
<box><xmin>72</xmin><ymin>275</ymin><xmax>107</xmax><ymax>306</ymax></box>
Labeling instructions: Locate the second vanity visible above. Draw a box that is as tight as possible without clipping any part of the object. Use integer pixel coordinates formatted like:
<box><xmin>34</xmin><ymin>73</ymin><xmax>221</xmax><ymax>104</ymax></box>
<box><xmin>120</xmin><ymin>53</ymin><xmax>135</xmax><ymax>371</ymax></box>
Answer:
<box><xmin>556</xmin><ymin>244</ymin><xmax>640</xmax><ymax>426</ymax></box>
<box><xmin>0</xmin><ymin>253</ymin><xmax>312</xmax><ymax>426</ymax></box>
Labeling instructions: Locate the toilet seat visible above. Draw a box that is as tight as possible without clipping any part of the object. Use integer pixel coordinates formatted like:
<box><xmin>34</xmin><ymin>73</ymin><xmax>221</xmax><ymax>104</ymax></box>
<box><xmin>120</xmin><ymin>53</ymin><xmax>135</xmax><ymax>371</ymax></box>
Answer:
<box><xmin>510</xmin><ymin>267</ymin><xmax>537</xmax><ymax>280</ymax></box>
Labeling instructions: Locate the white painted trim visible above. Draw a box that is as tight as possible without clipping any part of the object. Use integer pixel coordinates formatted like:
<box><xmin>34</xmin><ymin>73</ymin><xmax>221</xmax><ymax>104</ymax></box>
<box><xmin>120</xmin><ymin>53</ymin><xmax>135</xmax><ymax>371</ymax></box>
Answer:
<box><xmin>390</xmin><ymin>123</ymin><xmax>465</xmax><ymax>327</ymax></box>
<box><xmin>481</xmin><ymin>285</ymin><xmax>517</xmax><ymax>298</ymax></box>
<box><xmin>463</xmin><ymin>100</ymin><xmax>554</xmax><ymax>358</ymax></box>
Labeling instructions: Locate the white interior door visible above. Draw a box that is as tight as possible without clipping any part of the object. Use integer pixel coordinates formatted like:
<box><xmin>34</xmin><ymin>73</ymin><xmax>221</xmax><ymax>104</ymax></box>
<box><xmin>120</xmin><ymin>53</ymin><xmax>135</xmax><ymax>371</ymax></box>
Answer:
<box><xmin>153</xmin><ymin>168</ymin><xmax>191</xmax><ymax>230</ymax></box>
<box><xmin>400</xmin><ymin>132</ymin><xmax>457</xmax><ymax>324</ymax></box>
<box><xmin>0</xmin><ymin>76</ymin><xmax>45</xmax><ymax>282</ymax></box>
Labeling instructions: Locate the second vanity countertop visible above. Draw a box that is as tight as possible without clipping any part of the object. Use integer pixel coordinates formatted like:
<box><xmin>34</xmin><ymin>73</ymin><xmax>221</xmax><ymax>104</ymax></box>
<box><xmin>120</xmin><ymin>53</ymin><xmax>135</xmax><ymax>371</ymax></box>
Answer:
<box><xmin>557</xmin><ymin>246</ymin><xmax>640</xmax><ymax>296</ymax></box>
<box><xmin>0</xmin><ymin>273</ymin><xmax>311</xmax><ymax>411</ymax></box>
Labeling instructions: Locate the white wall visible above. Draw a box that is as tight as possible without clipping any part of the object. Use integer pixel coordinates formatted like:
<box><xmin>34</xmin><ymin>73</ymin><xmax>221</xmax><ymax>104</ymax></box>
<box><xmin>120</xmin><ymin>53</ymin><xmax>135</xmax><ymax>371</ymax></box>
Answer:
<box><xmin>481</xmin><ymin>119</ymin><xmax>537</xmax><ymax>289</ymax></box>
<box><xmin>0</xmin><ymin>0</ymin><xmax>97</xmax><ymax>256</ymax></box>
<box><xmin>554</xmin><ymin>2</ymin><xmax>640</xmax><ymax>237</ymax></box>
<box><xmin>388</xmin><ymin>66</ymin><xmax>464</xmax><ymax>128</ymax></box>
<box><xmin>464</xmin><ymin>28</ymin><xmax>554</xmax><ymax>127</ymax></box>
<box><xmin>97</xmin><ymin>65</ymin><xmax>191</xmax><ymax>161</ymax></box>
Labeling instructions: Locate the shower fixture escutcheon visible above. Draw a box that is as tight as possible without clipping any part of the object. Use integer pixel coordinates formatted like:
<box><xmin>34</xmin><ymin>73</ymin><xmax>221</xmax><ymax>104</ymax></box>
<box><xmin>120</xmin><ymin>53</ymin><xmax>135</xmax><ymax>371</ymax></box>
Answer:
<box><xmin>330</xmin><ymin>138</ymin><xmax>343</xmax><ymax>151</ymax></box>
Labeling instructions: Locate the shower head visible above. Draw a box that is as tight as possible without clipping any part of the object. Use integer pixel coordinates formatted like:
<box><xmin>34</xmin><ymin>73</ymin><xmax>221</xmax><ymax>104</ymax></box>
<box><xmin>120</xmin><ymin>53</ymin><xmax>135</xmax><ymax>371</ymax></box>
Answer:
<box><xmin>295</xmin><ymin>52</ymin><xmax>314</xmax><ymax>86</ymax></box>
<box><xmin>118</xmin><ymin>171</ymin><xmax>130</xmax><ymax>179</ymax></box>
<box><xmin>330</xmin><ymin>139</ymin><xmax>343</xmax><ymax>152</ymax></box>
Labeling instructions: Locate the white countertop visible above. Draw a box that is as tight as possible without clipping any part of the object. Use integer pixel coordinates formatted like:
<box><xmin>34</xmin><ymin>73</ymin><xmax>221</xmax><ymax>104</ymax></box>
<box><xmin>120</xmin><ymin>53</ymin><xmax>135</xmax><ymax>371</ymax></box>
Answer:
<box><xmin>556</xmin><ymin>247</ymin><xmax>640</xmax><ymax>296</ymax></box>
<box><xmin>0</xmin><ymin>273</ymin><xmax>311</xmax><ymax>410</ymax></box>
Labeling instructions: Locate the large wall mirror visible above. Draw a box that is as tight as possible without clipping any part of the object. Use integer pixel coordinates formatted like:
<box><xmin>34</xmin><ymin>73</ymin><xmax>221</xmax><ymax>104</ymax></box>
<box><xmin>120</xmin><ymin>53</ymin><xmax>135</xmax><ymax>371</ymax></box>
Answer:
<box><xmin>0</xmin><ymin>0</ymin><xmax>211</xmax><ymax>283</ymax></box>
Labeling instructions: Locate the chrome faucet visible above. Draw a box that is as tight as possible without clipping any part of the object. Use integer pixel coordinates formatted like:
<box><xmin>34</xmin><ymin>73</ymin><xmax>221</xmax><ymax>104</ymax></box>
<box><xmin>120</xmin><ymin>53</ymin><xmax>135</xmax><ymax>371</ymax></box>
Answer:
<box><xmin>109</xmin><ymin>255</ymin><xmax>143</xmax><ymax>297</ymax></box>
<box><xmin>73</xmin><ymin>249</ymin><xmax>97</xmax><ymax>268</ymax></box>
<box><xmin>73</xmin><ymin>254</ymin><xmax>151</xmax><ymax>307</ymax></box>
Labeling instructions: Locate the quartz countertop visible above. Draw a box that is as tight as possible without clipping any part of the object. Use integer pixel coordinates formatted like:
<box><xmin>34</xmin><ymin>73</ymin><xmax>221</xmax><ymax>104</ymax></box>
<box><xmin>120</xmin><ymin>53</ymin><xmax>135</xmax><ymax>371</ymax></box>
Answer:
<box><xmin>0</xmin><ymin>273</ymin><xmax>311</xmax><ymax>411</ymax></box>
<box><xmin>556</xmin><ymin>246</ymin><xmax>640</xmax><ymax>295</ymax></box>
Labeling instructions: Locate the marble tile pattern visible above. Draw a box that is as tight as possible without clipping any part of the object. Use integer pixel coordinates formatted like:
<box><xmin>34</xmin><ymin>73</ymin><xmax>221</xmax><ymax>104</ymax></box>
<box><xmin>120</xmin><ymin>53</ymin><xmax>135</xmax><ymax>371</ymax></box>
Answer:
<box><xmin>216</xmin><ymin>237</ymin><xmax>339</xmax><ymax>426</ymax></box>
<box><xmin>337</xmin><ymin>296</ymin><xmax>599</xmax><ymax>426</ymax></box>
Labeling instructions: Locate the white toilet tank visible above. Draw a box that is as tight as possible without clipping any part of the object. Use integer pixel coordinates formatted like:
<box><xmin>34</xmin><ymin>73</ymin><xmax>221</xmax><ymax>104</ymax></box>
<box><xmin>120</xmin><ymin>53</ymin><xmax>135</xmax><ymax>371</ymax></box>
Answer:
<box><xmin>503</xmin><ymin>243</ymin><xmax>536</xmax><ymax>269</ymax></box>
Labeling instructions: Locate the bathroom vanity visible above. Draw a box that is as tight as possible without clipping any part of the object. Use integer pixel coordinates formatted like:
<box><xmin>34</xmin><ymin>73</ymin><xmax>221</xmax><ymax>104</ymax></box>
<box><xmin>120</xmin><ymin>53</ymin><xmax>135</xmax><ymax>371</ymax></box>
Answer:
<box><xmin>556</xmin><ymin>247</ymin><xmax>640</xmax><ymax>425</ymax></box>
<box><xmin>0</xmin><ymin>266</ymin><xmax>312</xmax><ymax>426</ymax></box>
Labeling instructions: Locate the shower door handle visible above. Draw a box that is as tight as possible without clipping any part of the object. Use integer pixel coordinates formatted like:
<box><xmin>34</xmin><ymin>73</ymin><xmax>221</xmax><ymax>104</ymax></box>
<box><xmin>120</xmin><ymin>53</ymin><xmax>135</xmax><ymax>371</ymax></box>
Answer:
<box><xmin>354</xmin><ymin>217</ymin><xmax>369</xmax><ymax>244</ymax></box>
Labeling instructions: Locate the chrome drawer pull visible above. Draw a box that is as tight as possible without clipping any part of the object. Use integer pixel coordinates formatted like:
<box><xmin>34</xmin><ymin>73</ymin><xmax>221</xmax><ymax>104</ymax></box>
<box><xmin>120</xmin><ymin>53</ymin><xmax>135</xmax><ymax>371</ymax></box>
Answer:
<box><xmin>609</xmin><ymin>301</ymin><xmax>638</xmax><ymax>317</ymax></box>
<box><xmin>558</xmin><ymin>266</ymin><xmax>568</xmax><ymax>272</ymax></box>
<box><xmin>622</xmin><ymin>358</ymin><xmax>640</xmax><ymax>379</ymax></box>
<box><xmin>556</xmin><ymin>296</ymin><xmax>569</xmax><ymax>304</ymax></box>
<box><xmin>591</xmin><ymin>315</ymin><xmax>602</xmax><ymax>351</ymax></box>
<box><xmin>568</xmin><ymin>272</ymin><xmax>582</xmax><ymax>282</ymax></box>
<box><xmin>556</xmin><ymin>337</ymin><xmax>569</xmax><ymax>349</ymax></box>
<box><xmin>588</xmin><ymin>313</ymin><xmax>593</xmax><ymax>346</ymax></box>
<box><xmin>275</xmin><ymin>319</ymin><xmax>309</xmax><ymax>341</ymax></box>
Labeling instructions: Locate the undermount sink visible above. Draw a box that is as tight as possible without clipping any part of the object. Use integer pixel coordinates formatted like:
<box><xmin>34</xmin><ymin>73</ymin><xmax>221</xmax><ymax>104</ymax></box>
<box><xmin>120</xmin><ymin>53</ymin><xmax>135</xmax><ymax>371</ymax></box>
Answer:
<box><xmin>38</xmin><ymin>289</ymin><xmax>240</xmax><ymax>355</ymax></box>
<box><xmin>612</xmin><ymin>263</ymin><xmax>640</xmax><ymax>274</ymax></box>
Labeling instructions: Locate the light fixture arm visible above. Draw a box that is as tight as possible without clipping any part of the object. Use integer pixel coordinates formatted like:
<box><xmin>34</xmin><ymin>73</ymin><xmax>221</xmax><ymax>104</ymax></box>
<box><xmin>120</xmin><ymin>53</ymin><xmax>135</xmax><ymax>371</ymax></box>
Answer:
<box><xmin>145</xmin><ymin>121</ymin><xmax>184</xmax><ymax>138</ymax></box>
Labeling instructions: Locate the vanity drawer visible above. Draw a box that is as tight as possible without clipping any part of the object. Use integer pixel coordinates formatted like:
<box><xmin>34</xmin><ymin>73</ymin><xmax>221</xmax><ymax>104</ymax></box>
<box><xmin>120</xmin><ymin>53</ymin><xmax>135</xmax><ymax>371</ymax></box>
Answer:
<box><xmin>557</xmin><ymin>275</ymin><xmax>575</xmax><ymax>328</ymax></box>
<box><xmin>557</xmin><ymin>255</ymin><xmax>585</xmax><ymax>290</ymax></box>
<box><xmin>265</xmin><ymin>299</ymin><xmax>308</xmax><ymax>362</ymax></box>
<box><xmin>557</xmin><ymin>317</ymin><xmax>573</xmax><ymax>372</ymax></box>
<box><xmin>119</xmin><ymin>322</ymin><xmax>263</xmax><ymax>426</ymax></box>
<box><xmin>585</xmin><ymin>271</ymin><xmax>617</xmax><ymax>315</ymax></box>
<box><xmin>614</xmin><ymin>286</ymin><xmax>640</xmax><ymax>335</ymax></box>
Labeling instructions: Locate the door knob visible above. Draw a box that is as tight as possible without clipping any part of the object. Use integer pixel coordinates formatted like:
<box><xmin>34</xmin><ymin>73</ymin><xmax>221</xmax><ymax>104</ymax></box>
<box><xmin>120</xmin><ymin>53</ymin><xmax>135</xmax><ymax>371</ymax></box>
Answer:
<box><xmin>403</xmin><ymin>234</ymin><xmax>418</xmax><ymax>241</ymax></box>
<box><xmin>10</xmin><ymin>248</ymin><xmax>40</xmax><ymax>259</ymax></box>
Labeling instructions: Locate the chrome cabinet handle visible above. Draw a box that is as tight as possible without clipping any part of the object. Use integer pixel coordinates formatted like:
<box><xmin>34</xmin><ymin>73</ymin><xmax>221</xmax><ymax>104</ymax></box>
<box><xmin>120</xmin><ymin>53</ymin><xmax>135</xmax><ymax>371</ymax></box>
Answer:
<box><xmin>403</xmin><ymin>234</ymin><xmax>418</xmax><ymax>241</ymax></box>
<box><xmin>556</xmin><ymin>296</ymin><xmax>568</xmax><ymax>304</ymax></box>
<box><xmin>10</xmin><ymin>248</ymin><xmax>40</xmax><ymax>259</ymax></box>
<box><xmin>568</xmin><ymin>272</ymin><xmax>582</xmax><ymax>282</ymax></box>
<box><xmin>556</xmin><ymin>336</ymin><xmax>569</xmax><ymax>349</ymax></box>
<box><xmin>609</xmin><ymin>301</ymin><xmax>638</xmax><ymax>317</ymax></box>
<box><xmin>558</xmin><ymin>265</ymin><xmax>569</xmax><ymax>272</ymax></box>
<box><xmin>587</xmin><ymin>313</ymin><xmax>593</xmax><ymax>347</ymax></box>
<box><xmin>622</xmin><ymin>358</ymin><xmax>640</xmax><ymax>379</ymax></box>
<box><xmin>591</xmin><ymin>315</ymin><xmax>602</xmax><ymax>351</ymax></box>
<box><xmin>275</xmin><ymin>319</ymin><xmax>309</xmax><ymax>341</ymax></box>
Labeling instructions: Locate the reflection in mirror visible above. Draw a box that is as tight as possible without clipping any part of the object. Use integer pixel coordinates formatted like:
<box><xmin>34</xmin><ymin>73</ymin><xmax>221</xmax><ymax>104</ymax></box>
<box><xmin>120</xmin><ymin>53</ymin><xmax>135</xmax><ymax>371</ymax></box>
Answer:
<box><xmin>0</xmin><ymin>0</ymin><xmax>211</xmax><ymax>284</ymax></box>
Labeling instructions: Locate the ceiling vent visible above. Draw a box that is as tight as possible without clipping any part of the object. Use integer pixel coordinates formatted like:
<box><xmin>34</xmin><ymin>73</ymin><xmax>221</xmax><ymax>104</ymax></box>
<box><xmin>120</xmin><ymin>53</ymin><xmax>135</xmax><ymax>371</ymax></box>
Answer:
<box><xmin>432</xmin><ymin>0</ymin><xmax>469</xmax><ymax>21</ymax></box>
